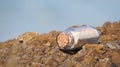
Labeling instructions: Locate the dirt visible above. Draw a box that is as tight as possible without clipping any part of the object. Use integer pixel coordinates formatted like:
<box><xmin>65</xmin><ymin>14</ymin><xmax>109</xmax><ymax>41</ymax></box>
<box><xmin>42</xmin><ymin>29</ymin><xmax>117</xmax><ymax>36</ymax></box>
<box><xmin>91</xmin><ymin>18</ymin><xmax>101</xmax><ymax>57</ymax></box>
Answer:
<box><xmin>0</xmin><ymin>21</ymin><xmax>120</xmax><ymax>67</ymax></box>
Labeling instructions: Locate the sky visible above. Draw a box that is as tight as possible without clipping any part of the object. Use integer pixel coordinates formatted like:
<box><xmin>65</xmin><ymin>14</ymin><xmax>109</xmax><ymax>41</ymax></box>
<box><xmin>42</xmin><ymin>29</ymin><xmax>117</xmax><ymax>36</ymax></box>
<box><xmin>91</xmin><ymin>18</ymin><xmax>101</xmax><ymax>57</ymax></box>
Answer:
<box><xmin>0</xmin><ymin>0</ymin><xmax>120</xmax><ymax>42</ymax></box>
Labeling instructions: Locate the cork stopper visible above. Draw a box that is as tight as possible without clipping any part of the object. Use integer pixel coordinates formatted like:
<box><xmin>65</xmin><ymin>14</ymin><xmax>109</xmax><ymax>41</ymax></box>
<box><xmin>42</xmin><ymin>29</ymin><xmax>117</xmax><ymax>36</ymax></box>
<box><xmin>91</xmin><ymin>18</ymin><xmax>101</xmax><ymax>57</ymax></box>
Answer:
<box><xmin>57</xmin><ymin>33</ymin><xmax>69</xmax><ymax>48</ymax></box>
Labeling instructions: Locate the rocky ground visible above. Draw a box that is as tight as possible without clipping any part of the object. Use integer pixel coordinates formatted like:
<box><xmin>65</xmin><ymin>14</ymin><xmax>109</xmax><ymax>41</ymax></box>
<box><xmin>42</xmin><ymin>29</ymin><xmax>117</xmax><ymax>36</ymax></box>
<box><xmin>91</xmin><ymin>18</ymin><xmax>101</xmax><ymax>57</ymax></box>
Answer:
<box><xmin>0</xmin><ymin>21</ymin><xmax>120</xmax><ymax>67</ymax></box>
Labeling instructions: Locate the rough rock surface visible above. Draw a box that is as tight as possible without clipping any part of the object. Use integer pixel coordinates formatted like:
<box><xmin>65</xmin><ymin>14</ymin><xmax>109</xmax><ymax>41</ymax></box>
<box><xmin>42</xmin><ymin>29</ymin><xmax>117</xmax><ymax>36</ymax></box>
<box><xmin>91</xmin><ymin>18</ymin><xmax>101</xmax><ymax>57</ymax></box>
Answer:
<box><xmin>0</xmin><ymin>21</ymin><xmax>120</xmax><ymax>67</ymax></box>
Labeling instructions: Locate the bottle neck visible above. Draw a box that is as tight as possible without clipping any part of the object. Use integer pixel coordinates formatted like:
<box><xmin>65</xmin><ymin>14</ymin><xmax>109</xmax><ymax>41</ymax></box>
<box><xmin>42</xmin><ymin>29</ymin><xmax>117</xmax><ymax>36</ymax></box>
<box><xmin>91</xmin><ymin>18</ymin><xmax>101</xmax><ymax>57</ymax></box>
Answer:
<box><xmin>61</xmin><ymin>31</ymin><xmax>74</xmax><ymax>50</ymax></box>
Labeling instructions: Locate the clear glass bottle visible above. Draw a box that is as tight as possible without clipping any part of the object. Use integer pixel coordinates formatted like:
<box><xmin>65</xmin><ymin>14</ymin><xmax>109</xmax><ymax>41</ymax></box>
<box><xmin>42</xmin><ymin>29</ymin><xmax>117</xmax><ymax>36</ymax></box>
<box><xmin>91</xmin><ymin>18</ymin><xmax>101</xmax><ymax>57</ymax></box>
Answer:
<box><xmin>57</xmin><ymin>26</ymin><xmax>100</xmax><ymax>50</ymax></box>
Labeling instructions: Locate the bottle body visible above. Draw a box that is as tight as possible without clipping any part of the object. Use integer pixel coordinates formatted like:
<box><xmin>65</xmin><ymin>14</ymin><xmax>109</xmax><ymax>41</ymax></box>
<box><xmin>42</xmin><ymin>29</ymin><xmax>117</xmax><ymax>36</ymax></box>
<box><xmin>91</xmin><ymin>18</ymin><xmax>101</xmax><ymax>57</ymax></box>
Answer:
<box><xmin>57</xmin><ymin>26</ymin><xmax>100</xmax><ymax>50</ymax></box>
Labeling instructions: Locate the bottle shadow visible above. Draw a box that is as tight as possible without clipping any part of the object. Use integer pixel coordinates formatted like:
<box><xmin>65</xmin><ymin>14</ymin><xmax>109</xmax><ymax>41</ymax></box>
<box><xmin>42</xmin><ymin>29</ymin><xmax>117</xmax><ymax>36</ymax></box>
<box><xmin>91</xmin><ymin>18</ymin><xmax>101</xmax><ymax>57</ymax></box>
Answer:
<box><xmin>60</xmin><ymin>47</ymin><xmax>82</xmax><ymax>55</ymax></box>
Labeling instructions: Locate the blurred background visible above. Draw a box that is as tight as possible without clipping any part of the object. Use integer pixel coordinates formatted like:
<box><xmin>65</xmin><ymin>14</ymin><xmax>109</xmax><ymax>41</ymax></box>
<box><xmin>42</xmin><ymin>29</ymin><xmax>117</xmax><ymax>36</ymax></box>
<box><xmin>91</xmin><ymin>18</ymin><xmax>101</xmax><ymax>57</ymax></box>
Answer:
<box><xmin>0</xmin><ymin>0</ymin><xmax>120</xmax><ymax>41</ymax></box>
